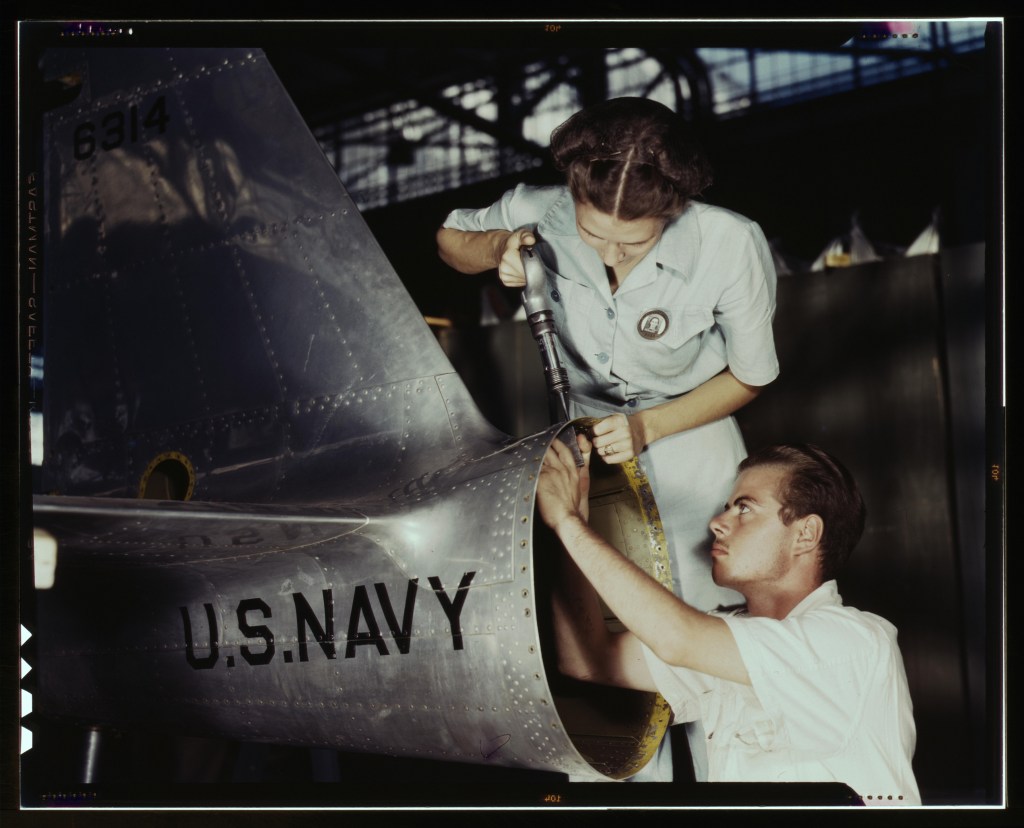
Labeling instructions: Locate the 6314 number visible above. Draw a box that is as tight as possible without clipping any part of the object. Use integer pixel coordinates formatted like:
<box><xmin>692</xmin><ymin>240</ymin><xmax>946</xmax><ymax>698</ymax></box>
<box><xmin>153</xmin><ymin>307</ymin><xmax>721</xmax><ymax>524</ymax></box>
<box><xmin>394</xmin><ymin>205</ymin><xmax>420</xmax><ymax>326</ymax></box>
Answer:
<box><xmin>73</xmin><ymin>95</ymin><xmax>170</xmax><ymax>160</ymax></box>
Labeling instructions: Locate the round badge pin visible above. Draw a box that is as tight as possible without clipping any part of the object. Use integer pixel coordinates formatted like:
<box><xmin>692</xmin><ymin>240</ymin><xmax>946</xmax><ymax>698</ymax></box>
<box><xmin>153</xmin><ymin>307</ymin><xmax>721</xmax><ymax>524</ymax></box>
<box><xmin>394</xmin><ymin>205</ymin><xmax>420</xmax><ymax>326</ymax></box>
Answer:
<box><xmin>637</xmin><ymin>309</ymin><xmax>669</xmax><ymax>340</ymax></box>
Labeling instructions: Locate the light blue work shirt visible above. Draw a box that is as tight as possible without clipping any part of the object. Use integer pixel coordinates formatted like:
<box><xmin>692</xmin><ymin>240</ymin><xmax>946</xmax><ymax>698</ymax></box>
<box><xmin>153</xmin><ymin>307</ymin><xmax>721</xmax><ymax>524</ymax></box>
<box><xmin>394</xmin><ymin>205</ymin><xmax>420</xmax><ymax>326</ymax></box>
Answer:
<box><xmin>443</xmin><ymin>184</ymin><xmax>780</xmax><ymax>413</ymax></box>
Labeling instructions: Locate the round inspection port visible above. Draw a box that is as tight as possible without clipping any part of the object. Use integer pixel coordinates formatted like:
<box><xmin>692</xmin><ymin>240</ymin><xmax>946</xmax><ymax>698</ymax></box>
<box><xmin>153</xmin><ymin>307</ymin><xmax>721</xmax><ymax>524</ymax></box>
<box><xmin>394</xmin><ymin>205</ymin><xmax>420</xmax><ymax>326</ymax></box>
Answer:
<box><xmin>532</xmin><ymin>421</ymin><xmax>673</xmax><ymax>780</ymax></box>
<box><xmin>138</xmin><ymin>451</ymin><xmax>195</xmax><ymax>501</ymax></box>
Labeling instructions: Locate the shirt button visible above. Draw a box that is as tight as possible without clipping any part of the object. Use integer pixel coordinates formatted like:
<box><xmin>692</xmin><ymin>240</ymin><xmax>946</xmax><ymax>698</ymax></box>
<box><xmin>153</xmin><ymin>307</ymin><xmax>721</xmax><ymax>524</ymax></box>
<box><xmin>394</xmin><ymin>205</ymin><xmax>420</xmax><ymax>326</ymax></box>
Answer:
<box><xmin>627</xmin><ymin>398</ymin><xmax>638</xmax><ymax>408</ymax></box>
<box><xmin>606</xmin><ymin>307</ymin><xmax>615</xmax><ymax>319</ymax></box>
<box><xmin>595</xmin><ymin>353</ymin><xmax>610</xmax><ymax>364</ymax></box>
<box><xmin>550</xmin><ymin>289</ymin><xmax>561</xmax><ymax>302</ymax></box>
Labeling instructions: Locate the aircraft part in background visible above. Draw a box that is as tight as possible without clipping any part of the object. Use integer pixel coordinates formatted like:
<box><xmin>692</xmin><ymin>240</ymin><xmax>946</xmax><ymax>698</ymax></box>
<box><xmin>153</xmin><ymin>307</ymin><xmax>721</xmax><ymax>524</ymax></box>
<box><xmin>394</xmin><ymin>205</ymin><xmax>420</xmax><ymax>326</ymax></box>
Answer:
<box><xmin>27</xmin><ymin>47</ymin><xmax>673</xmax><ymax>787</ymax></box>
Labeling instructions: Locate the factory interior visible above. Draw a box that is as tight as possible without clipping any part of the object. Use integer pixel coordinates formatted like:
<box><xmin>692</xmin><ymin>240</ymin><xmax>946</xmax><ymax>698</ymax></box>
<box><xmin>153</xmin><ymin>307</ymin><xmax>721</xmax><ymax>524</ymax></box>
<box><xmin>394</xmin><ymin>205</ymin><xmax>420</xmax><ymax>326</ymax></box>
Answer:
<box><xmin>14</xmin><ymin>18</ymin><xmax>1005</xmax><ymax>812</ymax></box>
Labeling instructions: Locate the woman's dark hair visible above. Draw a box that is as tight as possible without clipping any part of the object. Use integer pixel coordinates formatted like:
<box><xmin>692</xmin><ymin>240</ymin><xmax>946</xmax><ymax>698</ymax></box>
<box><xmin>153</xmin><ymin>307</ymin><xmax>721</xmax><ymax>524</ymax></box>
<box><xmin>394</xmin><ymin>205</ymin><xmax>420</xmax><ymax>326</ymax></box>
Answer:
<box><xmin>549</xmin><ymin>97</ymin><xmax>713</xmax><ymax>221</ymax></box>
<box><xmin>738</xmin><ymin>444</ymin><xmax>866</xmax><ymax>583</ymax></box>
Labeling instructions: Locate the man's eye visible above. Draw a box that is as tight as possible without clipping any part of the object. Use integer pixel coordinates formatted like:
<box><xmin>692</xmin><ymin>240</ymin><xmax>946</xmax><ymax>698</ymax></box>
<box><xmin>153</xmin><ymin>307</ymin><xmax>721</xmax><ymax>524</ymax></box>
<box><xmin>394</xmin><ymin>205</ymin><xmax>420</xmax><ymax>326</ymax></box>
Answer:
<box><xmin>737</xmin><ymin>503</ymin><xmax>750</xmax><ymax>514</ymax></box>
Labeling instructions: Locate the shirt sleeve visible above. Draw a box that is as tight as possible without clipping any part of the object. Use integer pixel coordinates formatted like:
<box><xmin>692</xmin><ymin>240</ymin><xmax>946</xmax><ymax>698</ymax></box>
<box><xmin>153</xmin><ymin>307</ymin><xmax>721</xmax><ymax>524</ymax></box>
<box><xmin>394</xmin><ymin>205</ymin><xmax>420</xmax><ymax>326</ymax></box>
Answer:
<box><xmin>441</xmin><ymin>183</ymin><xmax>556</xmax><ymax>233</ymax></box>
<box><xmin>722</xmin><ymin>609</ymin><xmax>893</xmax><ymax>757</ymax></box>
<box><xmin>706</xmin><ymin>219</ymin><xmax>780</xmax><ymax>387</ymax></box>
<box><xmin>638</xmin><ymin>640</ymin><xmax>715</xmax><ymax>724</ymax></box>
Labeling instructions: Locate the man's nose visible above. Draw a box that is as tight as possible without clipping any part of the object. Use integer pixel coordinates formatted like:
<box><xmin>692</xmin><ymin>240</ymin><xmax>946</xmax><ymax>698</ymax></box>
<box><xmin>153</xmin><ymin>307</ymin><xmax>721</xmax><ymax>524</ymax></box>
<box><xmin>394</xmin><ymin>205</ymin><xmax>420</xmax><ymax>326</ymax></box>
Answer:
<box><xmin>709</xmin><ymin>511</ymin><xmax>727</xmax><ymax>536</ymax></box>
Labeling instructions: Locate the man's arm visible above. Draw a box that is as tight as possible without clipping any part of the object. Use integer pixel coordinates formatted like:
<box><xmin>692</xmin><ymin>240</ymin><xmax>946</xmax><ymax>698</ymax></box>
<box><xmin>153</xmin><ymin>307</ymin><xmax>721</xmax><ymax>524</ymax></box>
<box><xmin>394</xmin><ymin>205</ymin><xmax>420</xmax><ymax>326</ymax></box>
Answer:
<box><xmin>538</xmin><ymin>438</ymin><xmax>751</xmax><ymax>686</ymax></box>
<box><xmin>550</xmin><ymin>543</ymin><xmax>659</xmax><ymax>691</ymax></box>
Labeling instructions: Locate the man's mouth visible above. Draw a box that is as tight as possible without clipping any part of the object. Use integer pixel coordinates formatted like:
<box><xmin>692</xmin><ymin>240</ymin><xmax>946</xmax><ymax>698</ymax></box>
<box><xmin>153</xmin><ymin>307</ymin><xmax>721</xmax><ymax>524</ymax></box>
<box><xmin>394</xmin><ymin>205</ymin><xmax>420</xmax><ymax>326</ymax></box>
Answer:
<box><xmin>711</xmin><ymin>543</ymin><xmax>728</xmax><ymax>558</ymax></box>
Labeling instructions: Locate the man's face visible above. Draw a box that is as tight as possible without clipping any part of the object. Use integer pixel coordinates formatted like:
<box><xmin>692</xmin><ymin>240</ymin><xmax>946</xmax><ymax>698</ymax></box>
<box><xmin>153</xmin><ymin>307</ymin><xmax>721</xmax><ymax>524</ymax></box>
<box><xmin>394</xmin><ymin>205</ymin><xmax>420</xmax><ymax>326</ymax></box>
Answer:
<box><xmin>574</xmin><ymin>200</ymin><xmax>665</xmax><ymax>270</ymax></box>
<box><xmin>708</xmin><ymin>465</ymin><xmax>801</xmax><ymax>591</ymax></box>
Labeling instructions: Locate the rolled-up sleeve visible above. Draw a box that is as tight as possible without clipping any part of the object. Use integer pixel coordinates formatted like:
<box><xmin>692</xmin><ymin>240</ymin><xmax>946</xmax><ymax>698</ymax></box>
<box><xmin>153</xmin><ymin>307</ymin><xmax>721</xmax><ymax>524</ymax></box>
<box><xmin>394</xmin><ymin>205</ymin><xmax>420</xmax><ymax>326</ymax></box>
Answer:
<box><xmin>442</xmin><ymin>183</ymin><xmax>556</xmax><ymax>233</ymax></box>
<box><xmin>709</xmin><ymin>220</ymin><xmax>779</xmax><ymax>387</ymax></box>
<box><xmin>639</xmin><ymin>641</ymin><xmax>713</xmax><ymax>724</ymax></box>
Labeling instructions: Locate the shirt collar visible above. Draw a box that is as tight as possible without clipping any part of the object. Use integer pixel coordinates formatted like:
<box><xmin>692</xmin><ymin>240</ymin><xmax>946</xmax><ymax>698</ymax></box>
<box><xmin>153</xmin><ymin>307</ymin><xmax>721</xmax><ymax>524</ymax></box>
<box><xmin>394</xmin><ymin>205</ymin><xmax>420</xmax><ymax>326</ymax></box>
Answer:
<box><xmin>540</xmin><ymin>188</ymin><xmax>581</xmax><ymax>236</ymax></box>
<box><xmin>652</xmin><ymin>200</ymin><xmax>703</xmax><ymax>281</ymax></box>
<box><xmin>785</xmin><ymin>580</ymin><xmax>843</xmax><ymax>619</ymax></box>
<box><xmin>540</xmin><ymin>191</ymin><xmax>704</xmax><ymax>288</ymax></box>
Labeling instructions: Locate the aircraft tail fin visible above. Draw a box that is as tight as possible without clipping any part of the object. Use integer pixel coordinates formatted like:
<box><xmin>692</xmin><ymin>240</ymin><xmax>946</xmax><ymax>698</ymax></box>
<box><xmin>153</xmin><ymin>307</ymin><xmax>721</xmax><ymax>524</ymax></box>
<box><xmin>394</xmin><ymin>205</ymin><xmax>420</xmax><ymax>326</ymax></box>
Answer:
<box><xmin>39</xmin><ymin>48</ymin><xmax>504</xmax><ymax>503</ymax></box>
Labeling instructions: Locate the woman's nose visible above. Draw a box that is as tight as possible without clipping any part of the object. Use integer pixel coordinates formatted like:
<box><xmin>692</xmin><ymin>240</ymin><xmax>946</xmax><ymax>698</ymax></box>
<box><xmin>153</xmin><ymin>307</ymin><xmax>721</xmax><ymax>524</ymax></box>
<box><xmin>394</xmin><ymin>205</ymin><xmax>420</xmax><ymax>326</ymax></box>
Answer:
<box><xmin>602</xmin><ymin>245</ymin><xmax>623</xmax><ymax>265</ymax></box>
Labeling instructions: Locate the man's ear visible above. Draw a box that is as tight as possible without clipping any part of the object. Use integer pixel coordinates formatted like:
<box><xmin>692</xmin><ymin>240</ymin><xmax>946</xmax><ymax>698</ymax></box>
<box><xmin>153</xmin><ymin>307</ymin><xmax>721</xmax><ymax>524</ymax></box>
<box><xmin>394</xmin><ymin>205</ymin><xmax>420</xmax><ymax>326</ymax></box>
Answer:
<box><xmin>794</xmin><ymin>514</ymin><xmax>823</xmax><ymax>555</ymax></box>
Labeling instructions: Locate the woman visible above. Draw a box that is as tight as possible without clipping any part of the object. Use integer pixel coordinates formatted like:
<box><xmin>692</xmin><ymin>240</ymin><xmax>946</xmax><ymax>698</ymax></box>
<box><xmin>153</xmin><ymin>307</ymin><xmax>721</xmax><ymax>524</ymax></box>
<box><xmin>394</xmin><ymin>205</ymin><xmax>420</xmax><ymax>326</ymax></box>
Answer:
<box><xmin>438</xmin><ymin>95</ymin><xmax>778</xmax><ymax>611</ymax></box>
<box><xmin>438</xmin><ymin>95</ymin><xmax>779</xmax><ymax>782</ymax></box>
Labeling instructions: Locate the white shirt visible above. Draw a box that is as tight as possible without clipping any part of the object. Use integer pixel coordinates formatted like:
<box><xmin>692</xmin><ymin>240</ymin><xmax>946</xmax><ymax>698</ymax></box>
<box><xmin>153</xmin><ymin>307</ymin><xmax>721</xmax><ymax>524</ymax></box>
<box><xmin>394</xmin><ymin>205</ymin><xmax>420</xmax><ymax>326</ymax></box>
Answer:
<box><xmin>641</xmin><ymin>581</ymin><xmax>921</xmax><ymax>805</ymax></box>
<box><xmin>443</xmin><ymin>184</ymin><xmax>779</xmax><ymax>413</ymax></box>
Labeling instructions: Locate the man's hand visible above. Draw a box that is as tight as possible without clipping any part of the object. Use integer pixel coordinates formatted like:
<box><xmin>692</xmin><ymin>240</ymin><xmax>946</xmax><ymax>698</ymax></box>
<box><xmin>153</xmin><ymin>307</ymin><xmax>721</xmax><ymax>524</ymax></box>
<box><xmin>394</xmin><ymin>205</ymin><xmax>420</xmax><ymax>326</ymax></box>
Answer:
<box><xmin>537</xmin><ymin>434</ymin><xmax>591</xmax><ymax>531</ymax></box>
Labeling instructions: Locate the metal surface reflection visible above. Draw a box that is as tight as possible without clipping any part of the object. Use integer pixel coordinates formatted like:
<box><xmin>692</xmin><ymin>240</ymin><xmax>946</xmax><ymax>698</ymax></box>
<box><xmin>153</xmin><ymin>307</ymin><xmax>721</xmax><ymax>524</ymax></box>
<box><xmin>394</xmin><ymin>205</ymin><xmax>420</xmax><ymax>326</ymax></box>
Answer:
<box><xmin>29</xmin><ymin>48</ymin><xmax>671</xmax><ymax>783</ymax></box>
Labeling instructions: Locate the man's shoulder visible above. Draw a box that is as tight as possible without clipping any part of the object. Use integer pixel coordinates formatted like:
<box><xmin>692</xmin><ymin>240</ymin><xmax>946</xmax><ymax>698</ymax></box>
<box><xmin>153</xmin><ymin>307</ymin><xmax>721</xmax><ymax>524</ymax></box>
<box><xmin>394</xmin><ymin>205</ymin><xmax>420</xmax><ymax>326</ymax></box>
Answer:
<box><xmin>728</xmin><ymin>583</ymin><xmax>900</xmax><ymax>656</ymax></box>
<box><xmin>798</xmin><ymin>600</ymin><xmax>902</xmax><ymax>657</ymax></box>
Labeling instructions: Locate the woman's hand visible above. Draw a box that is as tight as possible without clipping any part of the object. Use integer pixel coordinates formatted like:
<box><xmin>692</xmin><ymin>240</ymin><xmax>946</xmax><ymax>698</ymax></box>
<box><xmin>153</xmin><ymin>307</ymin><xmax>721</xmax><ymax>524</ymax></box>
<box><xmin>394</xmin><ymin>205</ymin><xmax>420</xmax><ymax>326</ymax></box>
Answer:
<box><xmin>590</xmin><ymin>413</ymin><xmax>646</xmax><ymax>464</ymax></box>
<box><xmin>495</xmin><ymin>229</ymin><xmax>536</xmax><ymax>288</ymax></box>
<box><xmin>437</xmin><ymin>226</ymin><xmax>535</xmax><ymax>280</ymax></box>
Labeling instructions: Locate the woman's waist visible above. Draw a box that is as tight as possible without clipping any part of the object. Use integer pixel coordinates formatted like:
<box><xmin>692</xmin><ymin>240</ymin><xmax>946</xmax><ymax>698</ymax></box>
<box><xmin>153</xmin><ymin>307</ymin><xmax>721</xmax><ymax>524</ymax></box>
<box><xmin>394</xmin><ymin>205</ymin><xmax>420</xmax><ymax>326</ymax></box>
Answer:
<box><xmin>568</xmin><ymin>390</ymin><xmax>681</xmax><ymax>414</ymax></box>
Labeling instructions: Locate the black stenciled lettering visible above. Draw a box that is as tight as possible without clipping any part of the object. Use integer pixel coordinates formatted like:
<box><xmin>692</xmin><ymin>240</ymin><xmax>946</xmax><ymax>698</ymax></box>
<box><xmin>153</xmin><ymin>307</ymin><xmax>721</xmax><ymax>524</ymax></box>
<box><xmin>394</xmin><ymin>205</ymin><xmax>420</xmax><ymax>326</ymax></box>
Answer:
<box><xmin>70</xmin><ymin>95</ymin><xmax>170</xmax><ymax>161</ymax></box>
<box><xmin>237</xmin><ymin>598</ymin><xmax>275</xmax><ymax>666</ymax></box>
<box><xmin>429</xmin><ymin>572</ymin><xmax>476</xmax><ymax>651</ymax></box>
<box><xmin>180</xmin><ymin>603</ymin><xmax>219</xmax><ymax>669</ymax></box>
<box><xmin>144</xmin><ymin>96</ymin><xmax>170</xmax><ymax>133</ymax></box>
<box><xmin>346</xmin><ymin>585</ymin><xmax>389</xmax><ymax>658</ymax></box>
<box><xmin>178</xmin><ymin>534</ymin><xmax>213</xmax><ymax>548</ymax></box>
<box><xmin>374</xmin><ymin>579</ymin><xmax>418</xmax><ymax>655</ymax></box>
<box><xmin>100</xmin><ymin>110</ymin><xmax>125</xmax><ymax>151</ymax></box>
<box><xmin>73</xmin><ymin>122</ymin><xmax>95</xmax><ymax>160</ymax></box>
<box><xmin>293</xmin><ymin>589</ymin><xmax>336</xmax><ymax>662</ymax></box>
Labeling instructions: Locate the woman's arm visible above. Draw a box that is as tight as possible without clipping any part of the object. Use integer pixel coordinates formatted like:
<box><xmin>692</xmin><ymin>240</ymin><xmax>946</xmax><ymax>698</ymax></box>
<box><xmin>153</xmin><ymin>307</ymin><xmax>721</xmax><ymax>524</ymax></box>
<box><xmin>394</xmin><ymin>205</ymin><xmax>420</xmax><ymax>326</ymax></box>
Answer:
<box><xmin>436</xmin><ymin>226</ymin><xmax>535</xmax><ymax>287</ymax></box>
<box><xmin>591</xmin><ymin>368</ymin><xmax>764</xmax><ymax>463</ymax></box>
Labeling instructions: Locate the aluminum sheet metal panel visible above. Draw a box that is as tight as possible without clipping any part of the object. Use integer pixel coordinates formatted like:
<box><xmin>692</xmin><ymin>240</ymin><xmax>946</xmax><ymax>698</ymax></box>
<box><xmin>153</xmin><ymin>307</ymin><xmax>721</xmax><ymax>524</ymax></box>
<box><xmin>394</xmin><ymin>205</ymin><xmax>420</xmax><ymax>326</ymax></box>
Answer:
<box><xmin>30</xmin><ymin>48</ymin><xmax>671</xmax><ymax>786</ymax></box>
<box><xmin>40</xmin><ymin>48</ymin><xmax>502</xmax><ymax>503</ymax></box>
<box><xmin>33</xmin><ymin>425</ymin><xmax>671</xmax><ymax>779</ymax></box>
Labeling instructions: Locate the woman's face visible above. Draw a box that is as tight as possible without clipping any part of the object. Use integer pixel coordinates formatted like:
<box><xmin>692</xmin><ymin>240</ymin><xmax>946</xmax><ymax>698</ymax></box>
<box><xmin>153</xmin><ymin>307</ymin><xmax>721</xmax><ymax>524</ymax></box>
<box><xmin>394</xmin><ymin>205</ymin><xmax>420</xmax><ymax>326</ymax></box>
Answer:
<box><xmin>574</xmin><ymin>201</ymin><xmax>666</xmax><ymax>270</ymax></box>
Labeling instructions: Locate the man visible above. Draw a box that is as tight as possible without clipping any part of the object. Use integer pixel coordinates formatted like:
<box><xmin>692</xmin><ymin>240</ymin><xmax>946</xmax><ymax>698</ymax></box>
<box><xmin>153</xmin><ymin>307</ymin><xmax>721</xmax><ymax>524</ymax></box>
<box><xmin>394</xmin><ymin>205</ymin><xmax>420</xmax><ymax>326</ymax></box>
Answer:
<box><xmin>537</xmin><ymin>436</ymin><xmax>920</xmax><ymax>805</ymax></box>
